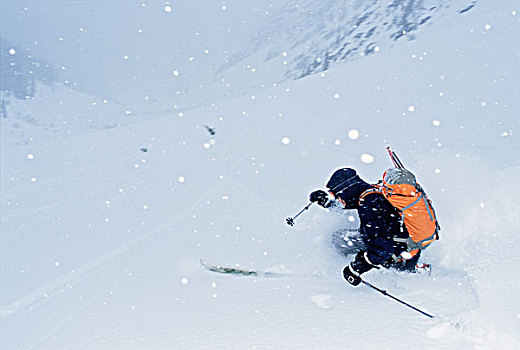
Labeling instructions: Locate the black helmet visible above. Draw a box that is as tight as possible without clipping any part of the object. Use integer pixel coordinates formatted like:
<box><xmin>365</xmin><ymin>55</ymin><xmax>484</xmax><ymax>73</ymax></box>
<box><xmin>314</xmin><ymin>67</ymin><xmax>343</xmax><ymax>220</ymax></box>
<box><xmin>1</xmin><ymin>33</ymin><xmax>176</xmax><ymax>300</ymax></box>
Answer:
<box><xmin>326</xmin><ymin>168</ymin><xmax>360</xmax><ymax>195</ymax></box>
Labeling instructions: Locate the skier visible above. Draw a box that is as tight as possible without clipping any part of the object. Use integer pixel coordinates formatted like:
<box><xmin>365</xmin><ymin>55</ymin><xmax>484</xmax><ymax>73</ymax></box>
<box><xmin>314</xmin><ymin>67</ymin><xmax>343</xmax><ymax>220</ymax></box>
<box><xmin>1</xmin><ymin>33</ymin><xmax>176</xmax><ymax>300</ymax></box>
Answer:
<box><xmin>309</xmin><ymin>167</ymin><xmax>438</xmax><ymax>286</ymax></box>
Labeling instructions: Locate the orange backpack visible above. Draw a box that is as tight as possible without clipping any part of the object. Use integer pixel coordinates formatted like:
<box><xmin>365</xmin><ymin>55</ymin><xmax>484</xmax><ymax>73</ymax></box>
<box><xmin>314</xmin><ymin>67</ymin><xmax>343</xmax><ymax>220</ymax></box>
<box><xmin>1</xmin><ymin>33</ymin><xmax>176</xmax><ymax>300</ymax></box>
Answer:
<box><xmin>360</xmin><ymin>169</ymin><xmax>439</xmax><ymax>259</ymax></box>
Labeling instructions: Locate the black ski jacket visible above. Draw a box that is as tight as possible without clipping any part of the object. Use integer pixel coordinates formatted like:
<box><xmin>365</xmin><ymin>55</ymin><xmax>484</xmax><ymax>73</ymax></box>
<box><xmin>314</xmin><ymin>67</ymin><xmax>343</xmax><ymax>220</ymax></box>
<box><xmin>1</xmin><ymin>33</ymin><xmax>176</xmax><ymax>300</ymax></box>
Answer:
<box><xmin>326</xmin><ymin>168</ymin><xmax>406</xmax><ymax>265</ymax></box>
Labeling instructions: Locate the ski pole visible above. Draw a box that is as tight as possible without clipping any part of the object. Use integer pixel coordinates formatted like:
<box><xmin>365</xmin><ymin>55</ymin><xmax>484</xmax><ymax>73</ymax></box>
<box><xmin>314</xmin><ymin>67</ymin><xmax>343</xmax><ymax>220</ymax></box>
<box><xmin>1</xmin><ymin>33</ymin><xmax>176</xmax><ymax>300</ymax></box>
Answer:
<box><xmin>361</xmin><ymin>279</ymin><xmax>434</xmax><ymax>318</ymax></box>
<box><xmin>286</xmin><ymin>202</ymin><xmax>313</xmax><ymax>226</ymax></box>
<box><xmin>386</xmin><ymin>146</ymin><xmax>405</xmax><ymax>169</ymax></box>
<box><xmin>286</xmin><ymin>172</ymin><xmax>359</xmax><ymax>226</ymax></box>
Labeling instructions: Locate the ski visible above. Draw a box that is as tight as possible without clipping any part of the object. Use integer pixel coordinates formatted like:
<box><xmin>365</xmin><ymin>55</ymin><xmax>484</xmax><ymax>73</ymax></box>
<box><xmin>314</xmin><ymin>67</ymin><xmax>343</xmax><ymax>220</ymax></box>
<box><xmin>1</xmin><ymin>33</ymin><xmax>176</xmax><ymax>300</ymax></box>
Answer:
<box><xmin>200</xmin><ymin>259</ymin><xmax>430</xmax><ymax>277</ymax></box>
<box><xmin>200</xmin><ymin>259</ymin><xmax>285</xmax><ymax>277</ymax></box>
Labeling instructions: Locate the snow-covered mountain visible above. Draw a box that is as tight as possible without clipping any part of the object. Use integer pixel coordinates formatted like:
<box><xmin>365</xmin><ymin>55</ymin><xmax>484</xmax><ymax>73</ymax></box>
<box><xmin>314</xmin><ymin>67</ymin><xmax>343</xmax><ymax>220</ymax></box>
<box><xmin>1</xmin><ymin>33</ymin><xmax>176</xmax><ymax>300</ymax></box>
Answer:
<box><xmin>1</xmin><ymin>1</ymin><xmax>519</xmax><ymax>349</ymax></box>
<box><xmin>2</xmin><ymin>0</ymin><xmax>477</xmax><ymax>120</ymax></box>
<box><xmin>229</xmin><ymin>0</ymin><xmax>478</xmax><ymax>79</ymax></box>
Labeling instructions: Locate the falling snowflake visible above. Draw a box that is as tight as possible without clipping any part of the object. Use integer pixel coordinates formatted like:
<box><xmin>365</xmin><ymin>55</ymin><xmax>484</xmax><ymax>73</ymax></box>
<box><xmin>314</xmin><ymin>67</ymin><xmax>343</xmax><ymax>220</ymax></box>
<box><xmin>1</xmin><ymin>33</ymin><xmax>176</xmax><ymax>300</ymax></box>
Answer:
<box><xmin>361</xmin><ymin>153</ymin><xmax>374</xmax><ymax>163</ymax></box>
<box><xmin>348</xmin><ymin>129</ymin><xmax>360</xmax><ymax>140</ymax></box>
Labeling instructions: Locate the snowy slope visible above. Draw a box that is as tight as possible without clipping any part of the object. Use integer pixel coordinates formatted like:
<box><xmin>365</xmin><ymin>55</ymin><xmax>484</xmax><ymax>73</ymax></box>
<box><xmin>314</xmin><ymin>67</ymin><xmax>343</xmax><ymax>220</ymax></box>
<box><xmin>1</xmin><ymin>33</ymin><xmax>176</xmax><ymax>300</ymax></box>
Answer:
<box><xmin>1</xmin><ymin>1</ymin><xmax>520</xmax><ymax>349</ymax></box>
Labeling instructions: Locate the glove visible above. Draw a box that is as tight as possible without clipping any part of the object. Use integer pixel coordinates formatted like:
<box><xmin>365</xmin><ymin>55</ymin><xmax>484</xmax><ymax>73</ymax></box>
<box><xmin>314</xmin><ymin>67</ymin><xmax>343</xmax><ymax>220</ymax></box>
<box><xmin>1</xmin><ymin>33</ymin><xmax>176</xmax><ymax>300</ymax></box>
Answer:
<box><xmin>343</xmin><ymin>265</ymin><xmax>362</xmax><ymax>286</ymax></box>
<box><xmin>343</xmin><ymin>251</ymin><xmax>375</xmax><ymax>286</ymax></box>
<box><xmin>309</xmin><ymin>190</ymin><xmax>331</xmax><ymax>207</ymax></box>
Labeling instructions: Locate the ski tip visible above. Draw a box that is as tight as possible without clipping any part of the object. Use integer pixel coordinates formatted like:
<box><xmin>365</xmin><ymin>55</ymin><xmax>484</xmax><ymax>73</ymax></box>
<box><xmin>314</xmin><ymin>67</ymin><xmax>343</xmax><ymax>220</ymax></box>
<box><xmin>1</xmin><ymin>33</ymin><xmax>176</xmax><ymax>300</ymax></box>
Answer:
<box><xmin>200</xmin><ymin>258</ymin><xmax>216</xmax><ymax>269</ymax></box>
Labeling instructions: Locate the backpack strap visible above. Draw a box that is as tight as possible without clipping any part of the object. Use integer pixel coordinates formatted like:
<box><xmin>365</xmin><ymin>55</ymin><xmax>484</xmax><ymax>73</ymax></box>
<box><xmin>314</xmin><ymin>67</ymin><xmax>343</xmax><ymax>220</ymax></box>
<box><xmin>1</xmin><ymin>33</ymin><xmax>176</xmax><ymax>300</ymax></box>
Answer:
<box><xmin>358</xmin><ymin>186</ymin><xmax>383</xmax><ymax>204</ymax></box>
<box><xmin>416</xmin><ymin>183</ymin><xmax>441</xmax><ymax>232</ymax></box>
<box><xmin>401</xmin><ymin>194</ymin><xmax>424</xmax><ymax>212</ymax></box>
